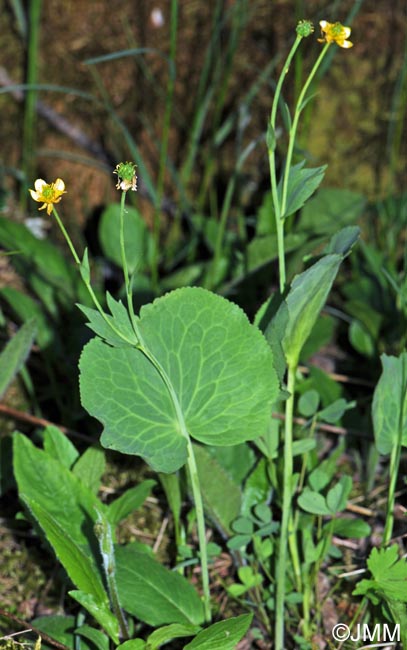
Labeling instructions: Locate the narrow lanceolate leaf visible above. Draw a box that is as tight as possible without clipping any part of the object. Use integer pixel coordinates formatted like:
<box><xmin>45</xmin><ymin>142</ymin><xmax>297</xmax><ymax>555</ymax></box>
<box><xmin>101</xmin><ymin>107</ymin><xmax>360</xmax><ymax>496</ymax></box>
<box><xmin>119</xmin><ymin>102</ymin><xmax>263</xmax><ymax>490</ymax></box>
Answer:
<box><xmin>146</xmin><ymin>623</ymin><xmax>202</xmax><ymax>648</ymax></box>
<box><xmin>115</xmin><ymin>544</ymin><xmax>205</xmax><ymax>626</ymax></box>
<box><xmin>13</xmin><ymin>433</ymin><xmax>107</xmax><ymax>602</ymax></box>
<box><xmin>0</xmin><ymin>318</ymin><xmax>36</xmax><ymax>399</ymax></box>
<box><xmin>183</xmin><ymin>613</ymin><xmax>253</xmax><ymax>650</ymax></box>
<box><xmin>372</xmin><ymin>352</ymin><xmax>407</xmax><ymax>455</ymax></box>
<box><xmin>23</xmin><ymin>498</ymin><xmax>107</xmax><ymax>603</ymax></box>
<box><xmin>280</xmin><ymin>254</ymin><xmax>342</xmax><ymax>367</ymax></box>
<box><xmin>80</xmin><ymin>247</ymin><xmax>91</xmax><ymax>284</ymax></box>
<box><xmin>80</xmin><ymin>287</ymin><xmax>278</xmax><ymax>473</ymax></box>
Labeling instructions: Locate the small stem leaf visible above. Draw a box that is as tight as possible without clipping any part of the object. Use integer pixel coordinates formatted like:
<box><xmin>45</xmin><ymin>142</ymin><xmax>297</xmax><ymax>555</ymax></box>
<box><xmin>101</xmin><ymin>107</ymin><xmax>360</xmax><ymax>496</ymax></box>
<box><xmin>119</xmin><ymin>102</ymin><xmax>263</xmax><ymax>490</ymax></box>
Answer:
<box><xmin>281</xmin><ymin>101</ymin><xmax>292</xmax><ymax>132</ymax></box>
<box><xmin>80</xmin><ymin>247</ymin><xmax>91</xmax><ymax>284</ymax></box>
<box><xmin>77</xmin><ymin>303</ymin><xmax>138</xmax><ymax>347</ymax></box>
<box><xmin>279</xmin><ymin>161</ymin><xmax>327</xmax><ymax>220</ymax></box>
<box><xmin>13</xmin><ymin>433</ymin><xmax>114</xmax><ymax>625</ymax></box>
<box><xmin>266</xmin><ymin>123</ymin><xmax>276</xmax><ymax>152</ymax></box>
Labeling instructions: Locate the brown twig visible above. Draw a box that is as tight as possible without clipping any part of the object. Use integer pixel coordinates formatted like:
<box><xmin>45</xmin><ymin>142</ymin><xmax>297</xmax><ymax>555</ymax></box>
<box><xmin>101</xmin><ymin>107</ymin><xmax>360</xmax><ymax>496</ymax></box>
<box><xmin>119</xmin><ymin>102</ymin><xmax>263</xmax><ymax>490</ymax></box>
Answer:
<box><xmin>0</xmin><ymin>66</ymin><xmax>111</xmax><ymax>167</ymax></box>
<box><xmin>0</xmin><ymin>403</ymin><xmax>93</xmax><ymax>443</ymax></box>
<box><xmin>298</xmin><ymin>364</ymin><xmax>374</xmax><ymax>388</ymax></box>
<box><xmin>0</xmin><ymin>400</ymin><xmax>370</xmax><ymax>446</ymax></box>
<box><xmin>0</xmin><ymin>608</ymin><xmax>70</xmax><ymax>650</ymax></box>
<box><xmin>271</xmin><ymin>410</ymin><xmax>370</xmax><ymax>438</ymax></box>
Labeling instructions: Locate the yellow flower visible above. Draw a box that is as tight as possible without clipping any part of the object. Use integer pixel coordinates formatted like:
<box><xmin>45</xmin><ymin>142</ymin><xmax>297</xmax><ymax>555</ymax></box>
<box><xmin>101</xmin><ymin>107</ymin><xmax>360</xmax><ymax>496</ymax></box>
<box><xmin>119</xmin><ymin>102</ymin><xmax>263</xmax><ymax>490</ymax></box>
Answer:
<box><xmin>29</xmin><ymin>178</ymin><xmax>66</xmax><ymax>215</ymax></box>
<box><xmin>318</xmin><ymin>20</ymin><xmax>353</xmax><ymax>48</ymax></box>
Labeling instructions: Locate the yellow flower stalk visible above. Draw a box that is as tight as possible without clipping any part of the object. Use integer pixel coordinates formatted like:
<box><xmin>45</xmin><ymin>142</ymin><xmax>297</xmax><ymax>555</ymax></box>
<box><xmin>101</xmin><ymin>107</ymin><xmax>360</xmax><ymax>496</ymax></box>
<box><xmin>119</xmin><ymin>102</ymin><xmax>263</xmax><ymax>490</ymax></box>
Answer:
<box><xmin>318</xmin><ymin>20</ymin><xmax>353</xmax><ymax>48</ymax></box>
<box><xmin>29</xmin><ymin>178</ymin><xmax>67</xmax><ymax>215</ymax></box>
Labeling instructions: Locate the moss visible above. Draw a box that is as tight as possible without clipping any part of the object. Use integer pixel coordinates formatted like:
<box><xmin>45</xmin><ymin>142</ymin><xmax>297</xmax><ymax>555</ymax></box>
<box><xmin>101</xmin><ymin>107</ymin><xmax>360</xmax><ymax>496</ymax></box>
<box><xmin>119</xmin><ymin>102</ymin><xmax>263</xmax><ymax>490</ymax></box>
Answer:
<box><xmin>0</xmin><ymin>528</ymin><xmax>47</xmax><ymax>619</ymax></box>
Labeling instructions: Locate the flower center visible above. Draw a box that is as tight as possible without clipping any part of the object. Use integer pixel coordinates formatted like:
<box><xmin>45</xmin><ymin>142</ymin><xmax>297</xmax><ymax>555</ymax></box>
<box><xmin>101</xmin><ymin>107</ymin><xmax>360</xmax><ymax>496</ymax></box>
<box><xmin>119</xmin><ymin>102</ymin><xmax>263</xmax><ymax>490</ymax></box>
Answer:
<box><xmin>331</xmin><ymin>23</ymin><xmax>344</xmax><ymax>37</ymax></box>
<box><xmin>42</xmin><ymin>185</ymin><xmax>54</xmax><ymax>200</ymax></box>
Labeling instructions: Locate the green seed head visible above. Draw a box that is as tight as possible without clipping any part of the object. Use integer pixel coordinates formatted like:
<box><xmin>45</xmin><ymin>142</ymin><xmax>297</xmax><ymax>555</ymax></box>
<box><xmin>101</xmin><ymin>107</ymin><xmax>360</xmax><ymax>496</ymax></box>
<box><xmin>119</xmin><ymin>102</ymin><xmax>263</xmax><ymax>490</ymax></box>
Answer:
<box><xmin>296</xmin><ymin>20</ymin><xmax>314</xmax><ymax>38</ymax></box>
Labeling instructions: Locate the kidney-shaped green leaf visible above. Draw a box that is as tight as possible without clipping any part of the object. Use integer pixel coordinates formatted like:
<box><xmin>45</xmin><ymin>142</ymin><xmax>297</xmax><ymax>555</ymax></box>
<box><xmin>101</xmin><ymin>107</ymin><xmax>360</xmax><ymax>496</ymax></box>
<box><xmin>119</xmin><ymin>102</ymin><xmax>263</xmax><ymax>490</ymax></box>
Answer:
<box><xmin>80</xmin><ymin>288</ymin><xmax>278</xmax><ymax>473</ymax></box>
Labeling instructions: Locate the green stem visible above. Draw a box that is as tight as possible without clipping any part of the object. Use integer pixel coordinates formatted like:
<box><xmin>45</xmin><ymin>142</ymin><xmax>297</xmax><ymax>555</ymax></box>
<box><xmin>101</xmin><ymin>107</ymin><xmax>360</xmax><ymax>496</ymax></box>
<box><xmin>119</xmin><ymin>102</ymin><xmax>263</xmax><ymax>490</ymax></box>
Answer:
<box><xmin>383</xmin><ymin>361</ymin><xmax>407</xmax><ymax>545</ymax></box>
<box><xmin>288</xmin><ymin>511</ymin><xmax>302</xmax><ymax>592</ymax></box>
<box><xmin>95</xmin><ymin>511</ymin><xmax>129</xmax><ymax>641</ymax></box>
<box><xmin>52</xmin><ymin>203</ymin><xmax>212</xmax><ymax>624</ymax></box>
<box><xmin>119</xmin><ymin>191</ymin><xmax>130</xmax><ymax>297</ymax></box>
<box><xmin>118</xmin><ymin>189</ymin><xmax>137</xmax><ymax>325</ymax></box>
<box><xmin>383</xmin><ymin>444</ymin><xmax>400</xmax><ymax>545</ymax></box>
<box><xmin>52</xmin><ymin>206</ymin><xmax>137</xmax><ymax>347</ymax></box>
<box><xmin>302</xmin><ymin>517</ymin><xmax>334</xmax><ymax>639</ymax></box>
<box><xmin>280</xmin><ymin>42</ymin><xmax>330</xmax><ymax>218</ymax></box>
<box><xmin>268</xmin><ymin>35</ymin><xmax>302</xmax><ymax>293</ymax></box>
<box><xmin>302</xmin><ymin>572</ymin><xmax>312</xmax><ymax>639</ymax></box>
<box><xmin>52</xmin><ymin>206</ymin><xmax>81</xmax><ymax>265</ymax></box>
<box><xmin>126</xmin><ymin>337</ymin><xmax>211</xmax><ymax>622</ymax></box>
<box><xmin>186</xmin><ymin>438</ymin><xmax>211</xmax><ymax>622</ymax></box>
<box><xmin>151</xmin><ymin>0</ymin><xmax>178</xmax><ymax>291</ymax></box>
<box><xmin>275</xmin><ymin>363</ymin><xmax>296</xmax><ymax>650</ymax></box>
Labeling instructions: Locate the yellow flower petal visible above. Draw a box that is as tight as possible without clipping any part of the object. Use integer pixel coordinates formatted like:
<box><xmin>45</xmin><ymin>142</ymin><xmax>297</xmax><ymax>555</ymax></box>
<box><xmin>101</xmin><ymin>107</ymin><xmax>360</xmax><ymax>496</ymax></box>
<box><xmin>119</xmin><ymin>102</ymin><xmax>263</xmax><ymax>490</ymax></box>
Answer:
<box><xmin>54</xmin><ymin>178</ymin><xmax>66</xmax><ymax>192</ymax></box>
<box><xmin>318</xmin><ymin>20</ymin><xmax>353</xmax><ymax>48</ymax></box>
<box><xmin>29</xmin><ymin>188</ymin><xmax>40</xmax><ymax>201</ymax></box>
<box><xmin>28</xmin><ymin>178</ymin><xmax>67</xmax><ymax>215</ymax></box>
<box><xmin>34</xmin><ymin>178</ymin><xmax>47</xmax><ymax>192</ymax></box>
